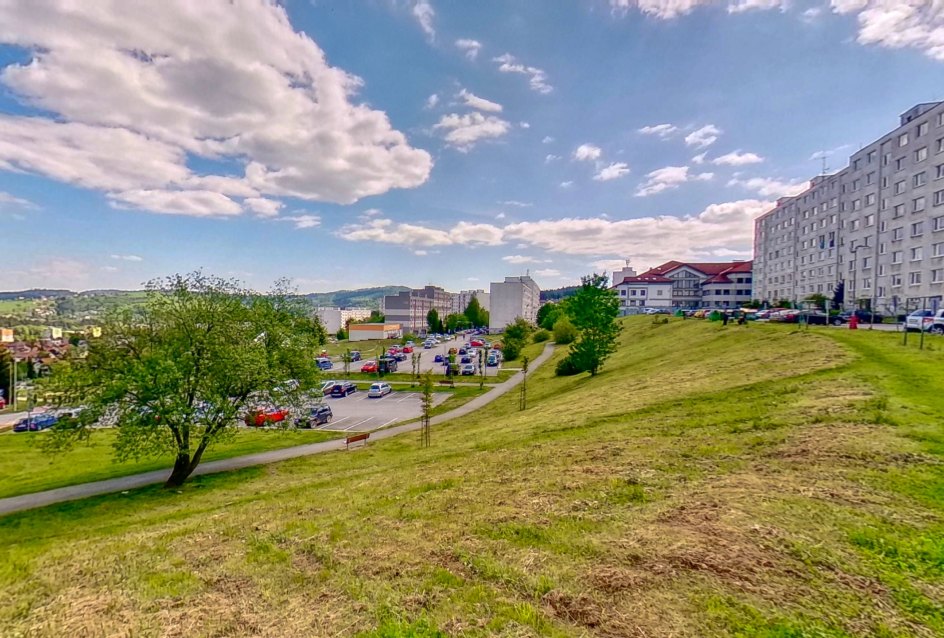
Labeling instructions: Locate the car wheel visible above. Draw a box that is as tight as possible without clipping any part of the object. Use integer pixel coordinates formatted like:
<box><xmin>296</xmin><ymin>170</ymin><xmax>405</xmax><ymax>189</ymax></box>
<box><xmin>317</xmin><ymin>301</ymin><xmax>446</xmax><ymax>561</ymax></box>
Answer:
<box><xmin>832</xmin><ymin>319</ymin><xmax>843</xmax><ymax>326</ymax></box>
<box><xmin>931</xmin><ymin>325</ymin><xmax>944</xmax><ymax>335</ymax></box>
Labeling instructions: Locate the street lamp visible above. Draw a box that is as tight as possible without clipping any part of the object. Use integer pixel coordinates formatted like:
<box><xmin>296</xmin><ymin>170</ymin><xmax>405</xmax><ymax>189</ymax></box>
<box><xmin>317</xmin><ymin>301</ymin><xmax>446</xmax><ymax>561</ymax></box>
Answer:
<box><xmin>849</xmin><ymin>244</ymin><xmax>866</xmax><ymax>313</ymax></box>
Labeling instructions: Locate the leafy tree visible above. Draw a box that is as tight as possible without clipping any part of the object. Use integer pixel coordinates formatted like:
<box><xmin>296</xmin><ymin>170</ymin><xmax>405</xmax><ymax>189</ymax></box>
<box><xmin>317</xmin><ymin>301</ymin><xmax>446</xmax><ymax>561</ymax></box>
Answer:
<box><xmin>775</xmin><ymin>299</ymin><xmax>793</xmax><ymax>309</ymax></box>
<box><xmin>464</xmin><ymin>296</ymin><xmax>487</xmax><ymax>328</ymax></box>
<box><xmin>536</xmin><ymin>303</ymin><xmax>562</xmax><ymax>331</ymax></box>
<box><xmin>0</xmin><ymin>348</ymin><xmax>12</xmax><ymax>406</ymax></box>
<box><xmin>42</xmin><ymin>272</ymin><xmax>326</xmax><ymax>487</ymax></box>
<box><xmin>552</xmin><ymin>316</ymin><xmax>577</xmax><ymax>345</ymax></box>
<box><xmin>532</xmin><ymin>329</ymin><xmax>550</xmax><ymax>343</ymax></box>
<box><xmin>832</xmin><ymin>281</ymin><xmax>845</xmax><ymax>308</ymax></box>
<box><xmin>445</xmin><ymin>313</ymin><xmax>469</xmax><ymax>333</ymax></box>
<box><xmin>557</xmin><ymin>273</ymin><xmax>621</xmax><ymax>376</ymax></box>
<box><xmin>336</xmin><ymin>327</ymin><xmax>348</xmax><ymax>340</ymax></box>
<box><xmin>501</xmin><ymin>316</ymin><xmax>532</xmax><ymax>360</ymax></box>
<box><xmin>804</xmin><ymin>293</ymin><xmax>827</xmax><ymax>311</ymax></box>
<box><xmin>426</xmin><ymin>308</ymin><xmax>443</xmax><ymax>334</ymax></box>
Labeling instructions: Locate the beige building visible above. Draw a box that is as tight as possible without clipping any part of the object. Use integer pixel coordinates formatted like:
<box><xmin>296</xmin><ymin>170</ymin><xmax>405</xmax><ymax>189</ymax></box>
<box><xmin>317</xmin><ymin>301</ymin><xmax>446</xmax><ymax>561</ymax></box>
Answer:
<box><xmin>315</xmin><ymin>307</ymin><xmax>372</xmax><ymax>334</ymax></box>
<box><xmin>754</xmin><ymin>101</ymin><xmax>944</xmax><ymax>314</ymax></box>
<box><xmin>382</xmin><ymin>286</ymin><xmax>456</xmax><ymax>334</ymax></box>
<box><xmin>348</xmin><ymin>323</ymin><xmax>402</xmax><ymax>341</ymax></box>
<box><xmin>489</xmin><ymin>275</ymin><xmax>540</xmax><ymax>332</ymax></box>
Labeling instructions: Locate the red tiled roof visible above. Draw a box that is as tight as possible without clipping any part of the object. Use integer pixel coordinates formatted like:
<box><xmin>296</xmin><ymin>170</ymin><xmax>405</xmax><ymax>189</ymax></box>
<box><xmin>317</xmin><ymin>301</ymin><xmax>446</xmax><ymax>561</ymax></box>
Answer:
<box><xmin>643</xmin><ymin>260</ymin><xmax>752</xmax><ymax>278</ymax></box>
<box><xmin>617</xmin><ymin>274</ymin><xmax>673</xmax><ymax>285</ymax></box>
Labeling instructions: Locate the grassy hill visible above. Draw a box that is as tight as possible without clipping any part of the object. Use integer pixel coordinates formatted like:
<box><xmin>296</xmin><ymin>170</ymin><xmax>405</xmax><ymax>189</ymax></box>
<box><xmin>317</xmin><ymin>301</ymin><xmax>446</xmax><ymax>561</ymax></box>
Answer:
<box><xmin>2</xmin><ymin>318</ymin><xmax>943</xmax><ymax>636</ymax></box>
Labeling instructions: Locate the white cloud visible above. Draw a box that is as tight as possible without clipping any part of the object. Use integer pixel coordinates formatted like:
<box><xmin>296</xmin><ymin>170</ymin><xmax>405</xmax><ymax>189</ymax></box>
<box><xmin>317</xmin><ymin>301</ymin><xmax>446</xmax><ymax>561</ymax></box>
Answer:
<box><xmin>338</xmin><ymin>217</ymin><xmax>504</xmax><ymax>248</ymax></box>
<box><xmin>520</xmin><ymin>121</ymin><xmax>530</xmax><ymax>129</ymax></box>
<box><xmin>685</xmin><ymin>125</ymin><xmax>722</xmax><ymax>149</ymax></box>
<box><xmin>636</xmin><ymin>166</ymin><xmax>713</xmax><ymax>197</ymax></box>
<box><xmin>0</xmin><ymin>0</ymin><xmax>432</xmax><ymax>218</ymax></box>
<box><xmin>545</xmin><ymin>154</ymin><xmax>561</xmax><ymax>163</ymax></box>
<box><xmin>110</xmin><ymin>254</ymin><xmax>143</xmax><ymax>262</ymax></box>
<box><xmin>574</xmin><ymin>143</ymin><xmax>602</xmax><ymax>162</ymax></box>
<box><xmin>457</xmin><ymin>89</ymin><xmax>503</xmax><ymax>113</ymax></box>
<box><xmin>560</xmin><ymin>181</ymin><xmax>574</xmax><ymax>189</ymax></box>
<box><xmin>542</xmin><ymin>136</ymin><xmax>554</xmax><ymax>144</ymax></box>
<box><xmin>692</xmin><ymin>152</ymin><xmax>707</xmax><ymax>165</ymax></box>
<box><xmin>500</xmin><ymin>200</ymin><xmax>532</xmax><ymax>207</ymax></box>
<box><xmin>609</xmin><ymin>0</ymin><xmax>786</xmax><ymax>20</ymax></box>
<box><xmin>638</xmin><ymin>123</ymin><xmax>679</xmax><ymax>137</ymax></box>
<box><xmin>496</xmin><ymin>212</ymin><xmax>506</xmax><ymax>220</ymax></box>
<box><xmin>109</xmin><ymin>189</ymin><xmax>243</xmax><ymax>217</ymax></box>
<box><xmin>425</xmin><ymin>93</ymin><xmax>440</xmax><ymax>109</ymax></box>
<box><xmin>594</xmin><ymin>162</ymin><xmax>631</xmax><ymax>181</ymax></box>
<box><xmin>244</xmin><ymin>197</ymin><xmax>283</xmax><ymax>218</ymax></box>
<box><xmin>434</xmin><ymin>112</ymin><xmax>511</xmax><ymax>151</ymax></box>
<box><xmin>712</xmin><ymin>150</ymin><xmax>764</xmax><ymax>166</ymax></box>
<box><xmin>493</xmin><ymin>53</ymin><xmax>552</xmax><ymax>94</ymax></box>
<box><xmin>455</xmin><ymin>38</ymin><xmax>482</xmax><ymax>60</ymax></box>
<box><xmin>727</xmin><ymin>0</ymin><xmax>788</xmax><ymax>14</ymax></box>
<box><xmin>809</xmin><ymin>144</ymin><xmax>852</xmax><ymax>161</ymax></box>
<box><xmin>727</xmin><ymin>176</ymin><xmax>807</xmax><ymax>198</ymax></box>
<box><xmin>502</xmin><ymin>255</ymin><xmax>549</xmax><ymax>264</ymax></box>
<box><xmin>274</xmin><ymin>214</ymin><xmax>321</xmax><ymax>229</ymax></box>
<box><xmin>8</xmin><ymin>257</ymin><xmax>95</xmax><ymax>290</ymax></box>
<box><xmin>533</xmin><ymin>268</ymin><xmax>561</xmax><ymax>277</ymax></box>
<box><xmin>0</xmin><ymin>190</ymin><xmax>37</xmax><ymax>209</ymax></box>
<box><xmin>831</xmin><ymin>0</ymin><xmax>944</xmax><ymax>61</ymax></box>
<box><xmin>412</xmin><ymin>0</ymin><xmax>435</xmax><ymax>39</ymax></box>
<box><xmin>802</xmin><ymin>7</ymin><xmax>823</xmax><ymax>21</ymax></box>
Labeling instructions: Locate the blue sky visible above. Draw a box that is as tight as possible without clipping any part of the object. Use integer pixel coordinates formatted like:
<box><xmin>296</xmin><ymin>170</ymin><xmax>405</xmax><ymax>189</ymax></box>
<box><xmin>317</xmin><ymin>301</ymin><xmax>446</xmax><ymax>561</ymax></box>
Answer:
<box><xmin>2</xmin><ymin>0</ymin><xmax>944</xmax><ymax>293</ymax></box>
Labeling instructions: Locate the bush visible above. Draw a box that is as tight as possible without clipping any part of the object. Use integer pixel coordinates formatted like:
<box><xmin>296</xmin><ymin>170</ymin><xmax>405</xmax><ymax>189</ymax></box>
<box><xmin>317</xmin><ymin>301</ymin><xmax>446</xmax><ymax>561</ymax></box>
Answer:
<box><xmin>555</xmin><ymin>355</ymin><xmax>582</xmax><ymax>376</ymax></box>
<box><xmin>503</xmin><ymin>341</ymin><xmax>522</xmax><ymax>361</ymax></box>
<box><xmin>552</xmin><ymin>317</ymin><xmax>577</xmax><ymax>345</ymax></box>
<box><xmin>532</xmin><ymin>329</ymin><xmax>550</xmax><ymax>343</ymax></box>
<box><xmin>335</xmin><ymin>328</ymin><xmax>348</xmax><ymax>340</ymax></box>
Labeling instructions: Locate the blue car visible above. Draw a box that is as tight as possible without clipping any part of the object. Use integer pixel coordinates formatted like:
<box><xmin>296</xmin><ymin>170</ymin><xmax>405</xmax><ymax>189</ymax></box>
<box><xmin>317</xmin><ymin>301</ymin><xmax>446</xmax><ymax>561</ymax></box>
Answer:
<box><xmin>13</xmin><ymin>413</ymin><xmax>58</xmax><ymax>432</ymax></box>
<box><xmin>434</xmin><ymin>354</ymin><xmax>444</xmax><ymax>363</ymax></box>
<box><xmin>316</xmin><ymin>357</ymin><xmax>333</xmax><ymax>370</ymax></box>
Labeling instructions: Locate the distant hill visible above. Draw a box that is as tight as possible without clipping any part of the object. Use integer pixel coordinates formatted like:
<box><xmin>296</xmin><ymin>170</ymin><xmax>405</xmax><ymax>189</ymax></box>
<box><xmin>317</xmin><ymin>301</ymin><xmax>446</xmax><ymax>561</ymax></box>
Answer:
<box><xmin>540</xmin><ymin>286</ymin><xmax>579</xmax><ymax>302</ymax></box>
<box><xmin>0</xmin><ymin>289</ymin><xmax>74</xmax><ymax>300</ymax></box>
<box><xmin>305</xmin><ymin>286</ymin><xmax>409</xmax><ymax>309</ymax></box>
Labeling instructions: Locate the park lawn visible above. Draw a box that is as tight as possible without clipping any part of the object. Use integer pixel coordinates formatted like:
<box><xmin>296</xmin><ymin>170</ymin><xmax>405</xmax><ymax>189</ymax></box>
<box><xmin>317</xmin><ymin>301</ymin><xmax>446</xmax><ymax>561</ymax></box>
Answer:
<box><xmin>3</xmin><ymin>318</ymin><xmax>944</xmax><ymax>636</ymax></box>
<box><xmin>0</xmin><ymin>427</ymin><xmax>341</xmax><ymax>500</ymax></box>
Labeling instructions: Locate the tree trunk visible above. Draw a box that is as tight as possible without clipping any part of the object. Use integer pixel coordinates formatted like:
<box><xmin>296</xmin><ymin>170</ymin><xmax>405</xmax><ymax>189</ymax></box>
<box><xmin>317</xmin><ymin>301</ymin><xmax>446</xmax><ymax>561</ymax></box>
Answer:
<box><xmin>164</xmin><ymin>452</ymin><xmax>194</xmax><ymax>488</ymax></box>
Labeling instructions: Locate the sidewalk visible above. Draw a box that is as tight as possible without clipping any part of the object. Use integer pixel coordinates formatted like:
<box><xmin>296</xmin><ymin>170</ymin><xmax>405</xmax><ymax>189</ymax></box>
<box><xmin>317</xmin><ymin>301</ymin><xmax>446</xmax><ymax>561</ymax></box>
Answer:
<box><xmin>0</xmin><ymin>343</ymin><xmax>556</xmax><ymax>516</ymax></box>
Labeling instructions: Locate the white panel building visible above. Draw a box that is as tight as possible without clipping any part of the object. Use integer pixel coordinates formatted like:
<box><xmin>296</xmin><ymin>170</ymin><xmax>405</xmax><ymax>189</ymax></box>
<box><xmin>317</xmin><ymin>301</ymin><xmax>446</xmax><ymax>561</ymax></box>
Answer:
<box><xmin>489</xmin><ymin>275</ymin><xmax>540</xmax><ymax>333</ymax></box>
<box><xmin>315</xmin><ymin>307</ymin><xmax>372</xmax><ymax>334</ymax></box>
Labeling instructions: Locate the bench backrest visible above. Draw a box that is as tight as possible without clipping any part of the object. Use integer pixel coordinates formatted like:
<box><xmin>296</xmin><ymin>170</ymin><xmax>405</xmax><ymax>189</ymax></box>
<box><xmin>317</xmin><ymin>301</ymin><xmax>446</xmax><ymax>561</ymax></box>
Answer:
<box><xmin>346</xmin><ymin>432</ymin><xmax>370</xmax><ymax>446</ymax></box>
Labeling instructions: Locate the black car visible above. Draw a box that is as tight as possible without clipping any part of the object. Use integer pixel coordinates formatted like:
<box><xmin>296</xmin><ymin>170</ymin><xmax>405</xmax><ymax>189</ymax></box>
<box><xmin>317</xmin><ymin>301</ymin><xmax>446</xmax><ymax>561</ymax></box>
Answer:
<box><xmin>297</xmin><ymin>404</ymin><xmax>333</xmax><ymax>428</ymax></box>
<box><xmin>379</xmin><ymin>356</ymin><xmax>398</xmax><ymax>373</ymax></box>
<box><xmin>330</xmin><ymin>381</ymin><xmax>357</xmax><ymax>397</ymax></box>
<box><xmin>831</xmin><ymin>309</ymin><xmax>886</xmax><ymax>325</ymax></box>
<box><xmin>458</xmin><ymin>347</ymin><xmax>468</xmax><ymax>355</ymax></box>
<box><xmin>350</xmin><ymin>351</ymin><xmax>362</xmax><ymax>361</ymax></box>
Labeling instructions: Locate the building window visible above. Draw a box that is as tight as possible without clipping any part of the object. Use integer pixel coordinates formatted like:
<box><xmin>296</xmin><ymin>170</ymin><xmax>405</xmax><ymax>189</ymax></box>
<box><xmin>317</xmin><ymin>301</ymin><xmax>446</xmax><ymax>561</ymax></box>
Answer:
<box><xmin>935</xmin><ymin>216</ymin><xmax>944</xmax><ymax>231</ymax></box>
<box><xmin>879</xmin><ymin>242</ymin><xmax>887</xmax><ymax>254</ymax></box>
<box><xmin>934</xmin><ymin>242</ymin><xmax>944</xmax><ymax>257</ymax></box>
<box><xmin>895</xmin><ymin>180</ymin><xmax>907</xmax><ymax>194</ymax></box>
<box><xmin>937</xmin><ymin>164</ymin><xmax>944</xmax><ymax>180</ymax></box>
<box><xmin>915</xmin><ymin>171</ymin><xmax>928</xmax><ymax>187</ymax></box>
<box><xmin>865</xmin><ymin>213</ymin><xmax>875</xmax><ymax>226</ymax></box>
<box><xmin>852</xmin><ymin>199</ymin><xmax>861</xmax><ymax>211</ymax></box>
<box><xmin>912</xmin><ymin>221</ymin><xmax>925</xmax><ymax>237</ymax></box>
<box><xmin>932</xmin><ymin>269</ymin><xmax>944</xmax><ymax>283</ymax></box>
<box><xmin>914</xmin><ymin>196</ymin><xmax>927</xmax><ymax>212</ymax></box>
<box><xmin>878</xmin><ymin>264</ymin><xmax>886</xmax><ymax>276</ymax></box>
<box><xmin>900</xmin><ymin>133</ymin><xmax>909</xmax><ymax>147</ymax></box>
<box><xmin>893</xmin><ymin>227</ymin><xmax>904</xmax><ymax>241</ymax></box>
<box><xmin>866</xmin><ymin>193</ymin><xmax>876</xmax><ymax>206</ymax></box>
<box><xmin>911</xmin><ymin>247</ymin><xmax>923</xmax><ymax>261</ymax></box>
<box><xmin>896</xmin><ymin>157</ymin><xmax>906</xmax><ymax>172</ymax></box>
<box><xmin>867</xmin><ymin>150</ymin><xmax>877</xmax><ymax>163</ymax></box>
<box><xmin>884</xmin><ymin>152</ymin><xmax>891</xmax><ymax>166</ymax></box>
<box><xmin>935</xmin><ymin>189</ymin><xmax>944</xmax><ymax>206</ymax></box>
<box><xmin>918</xmin><ymin>121</ymin><xmax>930</xmax><ymax>137</ymax></box>
<box><xmin>892</xmin><ymin>250</ymin><xmax>903</xmax><ymax>264</ymax></box>
<box><xmin>910</xmin><ymin>272</ymin><xmax>922</xmax><ymax>285</ymax></box>
<box><xmin>938</xmin><ymin>137</ymin><xmax>944</xmax><ymax>153</ymax></box>
<box><xmin>916</xmin><ymin>146</ymin><xmax>929</xmax><ymax>162</ymax></box>
<box><xmin>863</xmin><ymin>256</ymin><xmax>872</xmax><ymax>269</ymax></box>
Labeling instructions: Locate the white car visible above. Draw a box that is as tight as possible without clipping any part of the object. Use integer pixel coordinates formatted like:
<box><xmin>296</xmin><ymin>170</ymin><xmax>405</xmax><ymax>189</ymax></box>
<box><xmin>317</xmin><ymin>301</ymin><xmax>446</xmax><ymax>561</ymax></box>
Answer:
<box><xmin>905</xmin><ymin>310</ymin><xmax>936</xmax><ymax>332</ymax></box>
<box><xmin>367</xmin><ymin>382</ymin><xmax>392</xmax><ymax>398</ymax></box>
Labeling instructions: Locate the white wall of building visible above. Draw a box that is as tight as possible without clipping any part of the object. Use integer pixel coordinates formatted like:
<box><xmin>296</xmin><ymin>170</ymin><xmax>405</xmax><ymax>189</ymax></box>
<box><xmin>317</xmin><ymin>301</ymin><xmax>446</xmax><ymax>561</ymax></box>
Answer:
<box><xmin>489</xmin><ymin>276</ymin><xmax>540</xmax><ymax>332</ymax></box>
<box><xmin>316</xmin><ymin>307</ymin><xmax>372</xmax><ymax>334</ymax></box>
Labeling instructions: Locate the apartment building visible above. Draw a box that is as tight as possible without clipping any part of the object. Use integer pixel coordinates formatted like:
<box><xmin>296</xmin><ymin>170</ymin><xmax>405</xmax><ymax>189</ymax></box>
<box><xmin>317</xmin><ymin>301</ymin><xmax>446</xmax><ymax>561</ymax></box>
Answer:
<box><xmin>454</xmin><ymin>289</ymin><xmax>490</xmax><ymax>314</ymax></box>
<box><xmin>489</xmin><ymin>275</ymin><xmax>540</xmax><ymax>332</ymax></box>
<box><xmin>315</xmin><ymin>307</ymin><xmax>372</xmax><ymax>334</ymax></box>
<box><xmin>754</xmin><ymin>102</ymin><xmax>944</xmax><ymax>313</ymax></box>
<box><xmin>616</xmin><ymin>261</ymin><xmax>753</xmax><ymax>310</ymax></box>
<box><xmin>382</xmin><ymin>286</ymin><xmax>456</xmax><ymax>334</ymax></box>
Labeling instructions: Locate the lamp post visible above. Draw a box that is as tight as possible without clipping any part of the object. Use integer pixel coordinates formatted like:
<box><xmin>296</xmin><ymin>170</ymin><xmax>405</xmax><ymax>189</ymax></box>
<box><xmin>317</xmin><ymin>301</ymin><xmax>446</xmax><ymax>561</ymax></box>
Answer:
<box><xmin>849</xmin><ymin>244</ymin><xmax>866</xmax><ymax>313</ymax></box>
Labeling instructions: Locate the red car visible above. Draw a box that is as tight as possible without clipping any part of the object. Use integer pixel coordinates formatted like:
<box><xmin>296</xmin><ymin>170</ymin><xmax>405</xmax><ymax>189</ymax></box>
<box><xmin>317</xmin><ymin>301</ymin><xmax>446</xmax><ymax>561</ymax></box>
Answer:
<box><xmin>470</xmin><ymin>339</ymin><xmax>484</xmax><ymax>347</ymax></box>
<box><xmin>360</xmin><ymin>360</ymin><xmax>378</xmax><ymax>373</ymax></box>
<box><xmin>402</xmin><ymin>346</ymin><xmax>413</xmax><ymax>353</ymax></box>
<box><xmin>245</xmin><ymin>407</ymin><xmax>289</xmax><ymax>427</ymax></box>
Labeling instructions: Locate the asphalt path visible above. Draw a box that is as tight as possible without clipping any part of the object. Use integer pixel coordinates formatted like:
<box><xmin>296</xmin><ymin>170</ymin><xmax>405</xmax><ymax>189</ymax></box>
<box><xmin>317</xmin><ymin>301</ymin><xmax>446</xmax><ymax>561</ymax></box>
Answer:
<box><xmin>0</xmin><ymin>342</ymin><xmax>555</xmax><ymax>516</ymax></box>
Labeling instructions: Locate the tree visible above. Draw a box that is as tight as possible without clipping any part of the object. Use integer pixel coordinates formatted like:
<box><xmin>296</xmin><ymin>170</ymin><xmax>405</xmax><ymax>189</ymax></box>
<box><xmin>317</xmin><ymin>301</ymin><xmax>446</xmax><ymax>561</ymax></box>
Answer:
<box><xmin>42</xmin><ymin>272</ymin><xmax>326</xmax><ymax>487</ymax></box>
<box><xmin>426</xmin><ymin>308</ymin><xmax>443</xmax><ymax>334</ymax></box>
<box><xmin>552</xmin><ymin>316</ymin><xmax>577</xmax><ymax>345</ymax></box>
<box><xmin>557</xmin><ymin>273</ymin><xmax>621</xmax><ymax>376</ymax></box>
<box><xmin>464</xmin><ymin>296</ymin><xmax>487</xmax><ymax>328</ymax></box>
<box><xmin>0</xmin><ymin>348</ymin><xmax>12</xmax><ymax>407</ymax></box>
<box><xmin>804</xmin><ymin>293</ymin><xmax>827</xmax><ymax>311</ymax></box>
<box><xmin>536</xmin><ymin>303</ymin><xmax>562</xmax><ymax>331</ymax></box>
<box><xmin>336</xmin><ymin>327</ymin><xmax>348</xmax><ymax>340</ymax></box>
<box><xmin>445</xmin><ymin>313</ymin><xmax>469</xmax><ymax>333</ymax></box>
<box><xmin>501</xmin><ymin>316</ymin><xmax>532</xmax><ymax>360</ymax></box>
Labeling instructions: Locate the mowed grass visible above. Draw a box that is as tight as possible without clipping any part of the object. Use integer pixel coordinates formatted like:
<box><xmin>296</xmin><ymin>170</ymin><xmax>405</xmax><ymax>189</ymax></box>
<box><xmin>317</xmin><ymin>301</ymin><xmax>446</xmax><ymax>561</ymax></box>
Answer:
<box><xmin>0</xmin><ymin>428</ymin><xmax>341</xmax><ymax>499</ymax></box>
<box><xmin>2</xmin><ymin>318</ymin><xmax>944</xmax><ymax>636</ymax></box>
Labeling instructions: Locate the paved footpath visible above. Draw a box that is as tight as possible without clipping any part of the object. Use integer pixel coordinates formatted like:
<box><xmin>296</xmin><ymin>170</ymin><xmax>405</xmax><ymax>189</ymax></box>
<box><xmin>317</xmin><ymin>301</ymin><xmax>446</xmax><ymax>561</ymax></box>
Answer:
<box><xmin>0</xmin><ymin>343</ymin><xmax>555</xmax><ymax>516</ymax></box>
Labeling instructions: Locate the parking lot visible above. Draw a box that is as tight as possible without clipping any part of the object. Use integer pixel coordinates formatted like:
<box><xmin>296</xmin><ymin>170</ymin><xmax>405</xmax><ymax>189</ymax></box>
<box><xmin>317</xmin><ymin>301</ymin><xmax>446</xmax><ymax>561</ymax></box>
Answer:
<box><xmin>314</xmin><ymin>389</ymin><xmax>450</xmax><ymax>432</ymax></box>
<box><xmin>325</xmin><ymin>336</ymin><xmax>506</xmax><ymax>378</ymax></box>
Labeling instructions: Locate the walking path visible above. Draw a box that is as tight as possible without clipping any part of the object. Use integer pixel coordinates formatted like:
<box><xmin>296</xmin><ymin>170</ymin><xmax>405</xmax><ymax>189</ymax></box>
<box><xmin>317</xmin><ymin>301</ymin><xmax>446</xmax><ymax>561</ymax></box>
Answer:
<box><xmin>0</xmin><ymin>343</ymin><xmax>555</xmax><ymax>516</ymax></box>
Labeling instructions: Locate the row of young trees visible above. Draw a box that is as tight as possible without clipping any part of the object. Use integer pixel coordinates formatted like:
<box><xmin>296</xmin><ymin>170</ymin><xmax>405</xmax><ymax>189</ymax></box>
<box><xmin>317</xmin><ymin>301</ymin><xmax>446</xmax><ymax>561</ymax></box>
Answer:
<box><xmin>427</xmin><ymin>296</ymin><xmax>489</xmax><ymax>334</ymax></box>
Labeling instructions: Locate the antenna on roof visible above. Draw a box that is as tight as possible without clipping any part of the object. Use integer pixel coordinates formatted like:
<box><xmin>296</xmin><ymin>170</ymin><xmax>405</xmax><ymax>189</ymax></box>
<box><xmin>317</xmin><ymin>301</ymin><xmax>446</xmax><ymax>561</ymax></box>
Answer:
<box><xmin>820</xmin><ymin>155</ymin><xmax>828</xmax><ymax>176</ymax></box>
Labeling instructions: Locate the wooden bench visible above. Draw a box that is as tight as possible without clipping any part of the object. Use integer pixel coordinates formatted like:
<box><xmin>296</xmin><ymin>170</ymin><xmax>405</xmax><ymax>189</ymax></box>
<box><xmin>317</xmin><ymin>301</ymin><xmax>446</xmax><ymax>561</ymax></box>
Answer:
<box><xmin>438</xmin><ymin>379</ymin><xmax>454</xmax><ymax>386</ymax></box>
<box><xmin>345</xmin><ymin>432</ymin><xmax>369</xmax><ymax>450</ymax></box>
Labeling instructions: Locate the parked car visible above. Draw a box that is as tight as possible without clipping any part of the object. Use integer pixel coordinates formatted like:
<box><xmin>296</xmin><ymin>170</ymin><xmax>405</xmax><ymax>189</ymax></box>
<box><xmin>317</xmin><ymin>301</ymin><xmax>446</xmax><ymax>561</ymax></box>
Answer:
<box><xmin>458</xmin><ymin>347</ymin><xmax>468</xmax><ymax>355</ymax></box>
<box><xmin>460</xmin><ymin>363</ymin><xmax>476</xmax><ymax>375</ymax></box>
<box><xmin>296</xmin><ymin>404</ymin><xmax>333</xmax><ymax>428</ymax></box>
<box><xmin>487</xmin><ymin>354</ymin><xmax>499</xmax><ymax>367</ymax></box>
<box><xmin>330</xmin><ymin>381</ymin><xmax>357</xmax><ymax>397</ymax></box>
<box><xmin>360</xmin><ymin>360</ymin><xmax>378</xmax><ymax>373</ymax></box>
<box><xmin>460</xmin><ymin>355</ymin><xmax>472</xmax><ymax>364</ymax></box>
<box><xmin>321</xmin><ymin>380</ymin><xmax>339</xmax><ymax>395</ymax></box>
<box><xmin>350</xmin><ymin>351</ymin><xmax>362</xmax><ymax>361</ymax></box>
<box><xmin>245</xmin><ymin>406</ymin><xmax>290</xmax><ymax>427</ymax></box>
<box><xmin>316</xmin><ymin>357</ymin><xmax>333</xmax><ymax>370</ymax></box>
<box><xmin>368</xmin><ymin>382</ymin><xmax>392</xmax><ymax>398</ymax></box>
<box><xmin>830</xmin><ymin>310</ymin><xmax>886</xmax><ymax>326</ymax></box>
<box><xmin>402</xmin><ymin>346</ymin><xmax>413</xmax><ymax>353</ymax></box>
<box><xmin>906</xmin><ymin>309</ymin><xmax>937</xmax><ymax>332</ymax></box>
<box><xmin>433</xmin><ymin>354</ymin><xmax>444</xmax><ymax>363</ymax></box>
<box><xmin>926</xmin><ymin>310</ymin><xmax>944</xmax><ymax>334</ymax></box>
<box><xmin>379</xmin><ymin>356</ymin><xmax>398</xmax><ymax>373</ymax></box>
<box><xmin>470</xmin><ymin>339</ymin><xmax>484</xmax><ymax>347</ymax></box>
<box><xmin>13</xmin><ymin>413</ymin><xmax>58</xmax><ymax>432</ymax></box>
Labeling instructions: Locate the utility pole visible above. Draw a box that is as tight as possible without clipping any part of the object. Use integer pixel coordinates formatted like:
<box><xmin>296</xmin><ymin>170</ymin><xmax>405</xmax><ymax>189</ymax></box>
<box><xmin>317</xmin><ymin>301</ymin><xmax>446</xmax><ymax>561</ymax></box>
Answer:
<box><xmin>478</xmin><ymin>348</ymin><xmax>485</xmax><ymax>390</ymax></box>
<box><xmin>420</xmin><ymin>372</ymin><xmax>432</xmax><ymax>447</ymax></box>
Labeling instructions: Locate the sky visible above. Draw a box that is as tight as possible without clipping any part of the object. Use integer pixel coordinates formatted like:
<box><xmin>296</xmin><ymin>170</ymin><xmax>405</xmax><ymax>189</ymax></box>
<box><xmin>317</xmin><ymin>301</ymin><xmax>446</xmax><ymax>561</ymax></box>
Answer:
<box><xmin>2</xmin><ymin>0</ymin><xmax>944</xmax><ymax>294</ymax></box>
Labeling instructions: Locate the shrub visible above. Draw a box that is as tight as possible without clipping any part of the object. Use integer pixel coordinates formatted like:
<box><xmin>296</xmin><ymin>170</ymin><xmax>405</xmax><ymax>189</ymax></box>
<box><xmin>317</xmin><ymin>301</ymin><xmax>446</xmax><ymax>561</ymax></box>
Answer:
<box><xmin>503</xmin><ymin>341</ymin><xmax>522</xmax><ymax>361</ymax></box>
<box><xmin>555</xmin><ymin>355</ymin><xmax>582</xmax><ymax>376</ymax></box>
<box><xmin>532</xmin><ymin>329</ymin><xmax>550</xmax><ymax>343</ymax></box>
<box><xmin>335</xmin><ymin>328</ymin><xmax>348</xmax><ymax>340</ymax></box>
<box><xmin>552</xmin><ymin>317</ymin><xmax>577</xmax><ymax>345</ymax></box>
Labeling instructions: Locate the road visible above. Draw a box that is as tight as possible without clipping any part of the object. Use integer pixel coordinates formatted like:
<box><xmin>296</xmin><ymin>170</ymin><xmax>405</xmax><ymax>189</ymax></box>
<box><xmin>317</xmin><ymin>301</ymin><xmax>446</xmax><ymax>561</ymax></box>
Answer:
<box><xmin>0</xmin><ymin>342</ymin><xmax>555</xmax><ymax>516</ymax></box>
<box><xmin>315</xmin><ymin>390</ymin><xmax>449</xmax><ymax>432</ymax></box>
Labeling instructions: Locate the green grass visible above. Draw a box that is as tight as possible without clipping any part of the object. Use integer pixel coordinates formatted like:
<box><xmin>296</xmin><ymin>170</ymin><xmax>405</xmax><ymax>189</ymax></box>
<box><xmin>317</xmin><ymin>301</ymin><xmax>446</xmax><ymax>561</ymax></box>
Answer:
<box><xmin>2</xmin><ymin>318</ymin><xmax>944</xmax><ymax>637</ymax></box>
<box><xmin>0</xmin><ymin>427</ymin><xmax>340</xmax><ymax>499</ymax></box>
